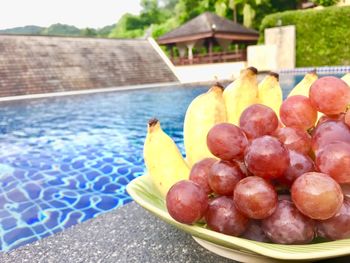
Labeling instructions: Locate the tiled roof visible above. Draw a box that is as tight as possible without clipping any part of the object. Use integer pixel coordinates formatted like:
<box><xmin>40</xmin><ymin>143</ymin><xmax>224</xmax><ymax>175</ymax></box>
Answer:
<box><xmin>158</xmin><ymin>12</ymin><xmax>259</xmax><ymax>42</ymax></box>
<box><xmin>0</xmin><ymin>35</ymin><xmax>177</xmax><ymax>97</ymax></box>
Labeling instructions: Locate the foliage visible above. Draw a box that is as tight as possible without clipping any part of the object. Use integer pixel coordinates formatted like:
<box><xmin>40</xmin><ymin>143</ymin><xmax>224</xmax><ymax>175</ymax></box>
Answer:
<box><xmin>96</xmin><ymin>24</ymin><xmax>115</xmax><ymax>37</ymax></box>
<box><xmin>259</xmin><ymin>6</ymin><xmax>350</xmax><ymax>67</ymax></box>
<box><xmin>109</xmin><ymin>0</ymin><xmax>172</xmax><ymax>38</ymax></box>
<box><xmin>0</xmin><ymin>0</ymin><xmax>300</xmax><ymax>39</ymax></box>
<box><xmin>41</xmin><ymin>23</ymin><xmax>81</xmax><ymax>36</ymax></box>
<box><xmin>80</xmin><ymin>28</ymin><xmax>97</xmax><ymax>37</ymax></box>
<box><xmin>0</xmin><ymin>25</ymin><xmax>44</xmax><ymax>35</ymax></box>
<box><xmin>0</xmin><ymin>24</ymin><xmax>114</xmax><ymax>37</ymax></box>
<box><xmin>311</xmin><ymin>0</ymin><xmax>339</xmax><ymax>6</ymax></box>
<box><xmin>108</xmin><ymin>13</ymin><xmax>145</xmax><ymax>38</ymax></box>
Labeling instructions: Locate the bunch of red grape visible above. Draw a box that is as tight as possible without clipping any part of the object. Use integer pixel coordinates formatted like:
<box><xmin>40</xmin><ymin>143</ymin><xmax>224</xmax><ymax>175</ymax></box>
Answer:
<box><xmin>166</xmin><ymin>76</ymin><xmax>350</xmax><ymax>244</ymax></box>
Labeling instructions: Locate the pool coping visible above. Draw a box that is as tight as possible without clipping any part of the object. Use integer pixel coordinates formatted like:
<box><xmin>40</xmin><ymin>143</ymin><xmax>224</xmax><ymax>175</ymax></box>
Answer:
<box><xmin>0</xmin><ymin>81</ymin><xmax>180</xmax><ymax>102</ymax></box>
<box><xmin>0</xmin><ymin>202</ymin><xmax>235</xmax><ymax>263</ymax></box>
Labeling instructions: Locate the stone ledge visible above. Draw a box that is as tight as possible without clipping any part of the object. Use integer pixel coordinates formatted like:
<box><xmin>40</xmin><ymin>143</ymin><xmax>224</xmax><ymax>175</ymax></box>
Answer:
<box><xmin>1</xmin><ymin>202</ymin><xmax>349</xmax><ymax>263</ymax></box>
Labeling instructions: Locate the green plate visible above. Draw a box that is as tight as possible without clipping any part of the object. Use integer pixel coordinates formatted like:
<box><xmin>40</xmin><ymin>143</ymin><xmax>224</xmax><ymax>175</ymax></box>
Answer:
<box><xmin>126</xmin><ymin>175</ymin><xmax>350</xmax><ymax>261</ymax></box>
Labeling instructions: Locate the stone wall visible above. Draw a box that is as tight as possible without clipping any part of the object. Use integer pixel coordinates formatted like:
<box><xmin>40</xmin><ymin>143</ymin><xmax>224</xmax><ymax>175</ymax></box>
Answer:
<box><xmin>0</xmin><ymin>35</ymin><xmax>178</xmax><ymax>97</ymax></box>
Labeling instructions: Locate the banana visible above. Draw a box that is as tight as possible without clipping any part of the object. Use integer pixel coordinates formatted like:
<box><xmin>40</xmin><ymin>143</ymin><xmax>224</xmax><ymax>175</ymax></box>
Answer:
<box><xmin>143</xmin><ymin>119</ymin><xmax>189</xmax><ymax>197</ymax></box>
<box><xmin>341</xmin><ymin>73</ymin><xmax>350</xmax><ymax>87</ymax></box>
<box><xmin>288</xmin><ymin>70</ymin><xmax>318</xmax><ymax>97</ymax></box>
<box><xmin>258</xmin><ymin>72</ymin><xmax>283</xmax><ymax>116</ymax></box>
<box><xmin>223</xmin><ymin>67</ymin><xmax>258</xmax><ymax>125</ymax></box>
<box><xmin>184</xmin><ymin>83</ymin><xmax>227</xmax><ymax>167</ymax></box>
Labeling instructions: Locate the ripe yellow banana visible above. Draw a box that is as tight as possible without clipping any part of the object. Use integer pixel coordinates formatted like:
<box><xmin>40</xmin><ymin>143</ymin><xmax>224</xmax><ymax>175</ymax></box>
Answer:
<box><xmin>258</xmin><ymin>72</ymin><xmax>282</xmax><ymax>116</ymax></box>
<box><xmin>143</xmin><ymin>119</ymin><xmax>189</xmax><ymax>197</ymax></box>
<box><xmin>342</xmin><ymin>73</ymin><xmax>350</xmax><ymax>86</ymax></box>
<box><xmin>184</xmin><ymin>84</ymin><xmax>227</xmax><ymax>167</ymax></box>
<box><xmin>223</xmin><ymin>67</ymin><xmax>258</xmax><ymax>125</ymax></box>
<box><xmin>288</xmin><ymin>70</ymin><xmax>318</xmax><ymax>97</ymax></box>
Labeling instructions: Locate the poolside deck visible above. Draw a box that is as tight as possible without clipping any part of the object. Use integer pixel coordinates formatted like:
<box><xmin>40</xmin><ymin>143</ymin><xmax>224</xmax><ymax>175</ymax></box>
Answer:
<box><xmin>0</xmin><ymin>202</ymin><xmax>349</xmax><ymax>263</ymax></box>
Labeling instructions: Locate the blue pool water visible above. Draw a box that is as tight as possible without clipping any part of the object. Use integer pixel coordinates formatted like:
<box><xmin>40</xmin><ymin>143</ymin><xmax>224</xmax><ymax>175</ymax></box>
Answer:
<box><xmin>0</xmin><ymin>73</ymin><xmax>342</xmax><ymax>251</ymax></box>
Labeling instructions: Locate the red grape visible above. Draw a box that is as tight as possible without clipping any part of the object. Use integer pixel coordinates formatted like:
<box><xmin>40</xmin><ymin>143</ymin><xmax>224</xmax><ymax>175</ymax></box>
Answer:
<box><xmin>311</xmin><ymin>120</ymin><xmax>350</xmax><ymax>152</ymax></box>
<box><xmin>208</xmin><ymin>160</ymin><xmax>244</xmax><ymax>196</ymax></box>
<box><xmin>189</xmin><ymin>158</ymin><xmax>216</xmax><ymax>194</ymax></box>
<box><xmin>317</xmin><ymin>197</ymin><xmax>350</xmax><ymax>240</ymax></box>
<box><xmin>291</xmin><ymin>172</ymin><xmax>343</xmax><ymax>220</ymax></box>
<box><xmin>262</xmin><ymin>200</ymin><xmax>315</xmax><ymax>244</ymax></box>
<box><xmin>274</xmin><ymin>127</ymin><xmax>311</xmax><ymax>155</ymax></box>
<box><xmin>280</xmin><ymin>150</ymin><xmax>315</xmax><ymax>187</ymax></box>
<box><xmin>207</xmin><ymin>123</ymin><xmax>248</xmax><ymax>161</ymax></box>
<box><xmin>234</xmin><ymin>176</ymin><xmax>277</xmax><ymax>219</ymax></box>
<box><xmin>241</xmin><ymin>220</ymin><xmax>270</xmax><ymax>242</ymax></box>
<box><xmin>280</xmin><ymin>95</ymin><xmax>317</xmax><ymax>130</ymax></box>
<box><xmin>309</xmin><ymin>76</ymin><xmax>350</xmax><ymax>115</ymax></box>
<box><xmin>239</xmin><ymin>104</ymin><xmax>278</xmax><ymax>139</ymax></box>
<box><xmin>166</xmin><ymin>180</ymin><xmax>208</xmax><ymax>224</ymax></box>
<box><xmin>205</xmin><ymin>196</ymin><xmax>249</xmax><ymax>236</ymax></box>
<box><xmin>316</xmin><ymin>142</ymin><xmax>350</xmax><ymax>184</ymax></box>
<box><xmin>244</xmin><ymin>136</ymin><xmax>290</xmax><ymax>179</ymax></box>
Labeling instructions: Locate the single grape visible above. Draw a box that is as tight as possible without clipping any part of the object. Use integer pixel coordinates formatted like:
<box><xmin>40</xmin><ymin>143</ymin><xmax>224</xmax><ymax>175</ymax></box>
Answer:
<box><xmin>280</xmin><ymin>95</ymin><xmax>317</xmax><ymax>130</ymax></box>
<box><xmin>279</xmin><ymin>150</ymin><xmax>315</xmax><ymax>187</ymax></box>
<box><xmin>205</xmin><ymin>196</ymin><xmax>249</xmax><ymax>236</ymax></box>
<box><xmin>316</xmin><ymin>142</ymin><xmax>350</xmax><ymax>184</ymax></box>
<box><xmin>189</xmin><ymin>158</ymin><xmax>217</xmax><ymax>194</ymax></box>
<box><xmin>309</xmin><ymin>76</ymin><xmax>350</xmax><ymax>115</ymax></box>
<box><xmin>208</xmin><ymin>160</ymin><xmax>244</xmax><ymax>196</ymax></box>
<box><xmin>234</xmin><ymin>176</ymin><xmax>277</xmax><ymax>219</ymax></box>
<box><xmin>241</xmin><ymin>220</ymin><xmax>270</xmax><ymax>242</ymax></box>
<box><xmin>291</xmin><ymin>172</ymin><xmax>343</xmax><ymax>220</ymax></box>
<box><xmin>311</xmin><ymin>120</ymin><xmax>350</xmax><ymax>152</ymax></box>
<box><xmin>274</xmin><ymin>127</ymin><xmax>311</xmax><ymax>155</ymax></box>
<box><xmin>262</xmin><ymin>200</ymin><xmax>315</xmax><ymax>244</ymax></box>
<box><xmin>166</xmin><ymin>180</ymin><xmax>208</xmax><ymax>224</ymax></box>
<box><xmin>239</xmin><ymin>104</ymin><xmax>278</xmax><ymax>139</ymax></box>
<box><xmin>244</xmin><ymin>136</ymin><xmax>290</xmax><ymax>179</ymax></box>
<box><xmin>207</xmin><ymin>123</ymin><xmax>248</xmax><ymax>161</ymax></box>
<box><xmin>317</xmin><ymin>197</ymin><xmax>350</xmax><ymax>240</ymax></box>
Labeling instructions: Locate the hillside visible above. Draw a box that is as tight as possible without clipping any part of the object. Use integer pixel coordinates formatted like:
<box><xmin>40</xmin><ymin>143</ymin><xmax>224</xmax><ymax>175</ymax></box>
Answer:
<box><xmin>0</xmin><ymin>25</ymin><xmax>44</xmax><ymax>35</ymax></box>
<box><xmin>0</xmin><ymin>23</ymin><xmax>115</xmax><ymax>37</ymax></box>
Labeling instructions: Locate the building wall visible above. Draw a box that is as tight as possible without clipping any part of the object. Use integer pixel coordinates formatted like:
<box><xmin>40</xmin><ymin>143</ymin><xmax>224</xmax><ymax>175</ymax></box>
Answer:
<box><xmin>174</xmin><ymin>62</ymin><xmax>246</xmax><ymax>83</ymax></box>
<box><xmin>0</xmin><ymin>35</ymin><xmax>178</xmax><ymax>98</ymax></box>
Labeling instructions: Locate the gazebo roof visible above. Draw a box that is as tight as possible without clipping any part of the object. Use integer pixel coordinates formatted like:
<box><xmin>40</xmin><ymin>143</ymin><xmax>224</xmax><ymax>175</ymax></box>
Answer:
<box><xmin>158</xmin><ymin>12</ymin><xmax>259</xmax><ymax>45</ymax></box>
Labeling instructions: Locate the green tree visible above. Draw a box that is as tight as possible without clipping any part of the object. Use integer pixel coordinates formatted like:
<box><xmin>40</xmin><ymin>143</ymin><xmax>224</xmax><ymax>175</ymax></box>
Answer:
<box><xmin>109</xmin><ymin>14</ymin><xmax>145</xmax><ymax>38</ymax></box>
<box><xmin>41</xmin><ymin>23</ymin><xmax>81</xmax><ymax>36</ymax></box>
<box><xmin>214</xmin><ymin>0</ymin><xmax>299</xmax><ymax>28</ymax></box>
<box><xmin>311</xmin><ymin>0</ymin><xmax>339</xmax><ymax>6</ymax></box>
<box><xmin>80</xmin><ymin>28</ymin><xmax>97</xmax><ymax>37</ymax></box>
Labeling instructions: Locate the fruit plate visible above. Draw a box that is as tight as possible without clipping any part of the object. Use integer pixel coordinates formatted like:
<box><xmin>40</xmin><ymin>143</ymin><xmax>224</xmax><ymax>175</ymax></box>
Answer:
<box><xmin>126</xmin><ymin>174</ymin><xmax>350</xmax><ymax>262</ymax></box>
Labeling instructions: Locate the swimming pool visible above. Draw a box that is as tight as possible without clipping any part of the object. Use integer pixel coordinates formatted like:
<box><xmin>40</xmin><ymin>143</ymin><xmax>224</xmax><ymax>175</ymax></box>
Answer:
<box><xmin>0</xmin><ymin>73</ymin><xmax>343</xmax><ymax>251</ymax></box>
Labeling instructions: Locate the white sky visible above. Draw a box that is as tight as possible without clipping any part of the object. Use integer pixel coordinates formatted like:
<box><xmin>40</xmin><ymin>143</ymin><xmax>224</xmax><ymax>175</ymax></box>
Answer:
<box><xmin>0</xmin><ymin>0</ymin><xmax>142</xmax><ymax>30</ymax></box>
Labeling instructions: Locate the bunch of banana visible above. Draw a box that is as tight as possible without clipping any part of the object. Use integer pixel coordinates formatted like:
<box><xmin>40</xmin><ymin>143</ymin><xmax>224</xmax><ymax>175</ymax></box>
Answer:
<box><xmin>288</xmin><ymin>70</ymin><xmax>318</xmax><ymax>97</ymax></box>
<box><xmin>258</xmin><ymin>72</ymin><xmax>282</xmax><ymax>116</ymax></box>
<box><xmin>183</xmin><ymin>83</ymin><xmax>227</xmax><ymax>167</ymax></box>
<box><xmin>342</xmin><ymin>73</ymin><xmax>350</xmax><ymax>86</ymax></box>
<box><xmin>223</xmin><ymin>67</ymin><xmax>258</xmax><ymax>125</ymax></box>
<box><xmin>143</xmin><ymin>119</ymin><xmax>189</xmax><ymax>197</ymax></box>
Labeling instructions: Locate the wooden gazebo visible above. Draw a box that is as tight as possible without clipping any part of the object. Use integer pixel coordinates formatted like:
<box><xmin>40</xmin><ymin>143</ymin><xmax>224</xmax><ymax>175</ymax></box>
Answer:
<box><xmin>157</xmin><ymin>12</ymin><xmax>259</xmax><ymax>65</ymax></box>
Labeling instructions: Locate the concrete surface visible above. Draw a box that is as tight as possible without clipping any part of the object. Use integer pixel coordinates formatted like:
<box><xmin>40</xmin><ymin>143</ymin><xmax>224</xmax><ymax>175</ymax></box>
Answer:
<box><xmin>1</xmin><ymin>202</ymin><xmax>350</xmax><ymax>263</ymax></box>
